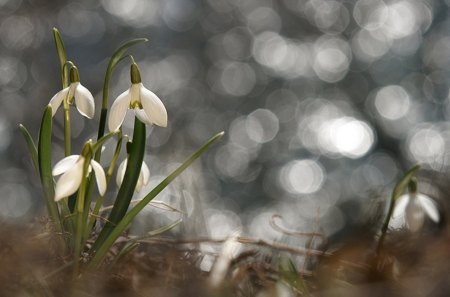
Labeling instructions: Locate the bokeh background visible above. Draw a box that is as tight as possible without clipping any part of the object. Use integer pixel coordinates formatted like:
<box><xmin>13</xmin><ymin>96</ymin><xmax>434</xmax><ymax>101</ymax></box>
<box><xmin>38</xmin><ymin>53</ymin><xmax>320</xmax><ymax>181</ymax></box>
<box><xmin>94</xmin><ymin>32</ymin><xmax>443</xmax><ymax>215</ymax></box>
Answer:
<box><xmin>2</xmin><ymin>0</ymin><xmax>450</xmax><ymax>246</ymax></box>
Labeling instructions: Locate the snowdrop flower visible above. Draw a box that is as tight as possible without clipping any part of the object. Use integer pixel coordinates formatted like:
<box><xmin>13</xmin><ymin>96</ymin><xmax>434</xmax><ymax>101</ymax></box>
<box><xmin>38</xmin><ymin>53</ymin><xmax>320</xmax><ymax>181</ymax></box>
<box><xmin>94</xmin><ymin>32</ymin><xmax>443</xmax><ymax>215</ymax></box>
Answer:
<box><xmin>116</xmin><ymin>158</ymin><xmax>150</xmax><ymax>193</ymax></box>
<box><xmin>52</xmin><ymin>154</ymin><xmax>106</xmax><ymax>201</ymax></box>
<box><xmin>49</xmin><ymin>66</ymin><xmax>95</xmax><ymax>118</ymax></box>
<box><xmin>393</xmin><ymin>182</ymin><xmax>440</xmax><ymax>232</ymax></box>
<box><xmin>108</xmin><ymin>63</ymin><xmax>167</xmax><ymax>132</ymax></box>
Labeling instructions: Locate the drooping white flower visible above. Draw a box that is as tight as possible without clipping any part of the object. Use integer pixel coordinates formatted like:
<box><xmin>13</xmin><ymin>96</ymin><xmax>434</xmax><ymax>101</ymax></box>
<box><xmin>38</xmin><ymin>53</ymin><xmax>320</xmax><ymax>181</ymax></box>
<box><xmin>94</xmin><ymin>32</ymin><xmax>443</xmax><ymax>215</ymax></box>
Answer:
<box><xmin>49</xmin><ymin>66</ymin><xmax>95</xmax><ymax>118</ymax></box>
<box><xmin>393</xmin><ymin>192</ymin><xmax>440</xmax><ymax>232</ymax></box>
<box><xmin>52</xmin><ymin>154</ymin><xmax>106</xmax><ymax>201</ymax></box>
<box><xmin>108</xmin><ymin>63</ymin><xmax>167</xmax><ymax>132</ymax></box>
<box><xmin>116</xmin><ymin>158</ymin><xmax>150</xmax><ymax>193</ymax></box>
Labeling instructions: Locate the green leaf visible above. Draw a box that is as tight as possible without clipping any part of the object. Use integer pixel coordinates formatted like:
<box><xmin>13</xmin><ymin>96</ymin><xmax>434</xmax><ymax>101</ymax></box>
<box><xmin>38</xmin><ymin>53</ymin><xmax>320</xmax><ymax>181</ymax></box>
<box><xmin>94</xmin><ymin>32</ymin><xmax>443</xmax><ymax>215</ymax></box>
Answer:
<box><xmin>38</xmin><ymin>105</ymin><xmax>62</xmax><ymax>232</ymax></box>
<box><xmin>96</xmin><ymin>38</ymin><xmax>148</xmax><ymax>144</ymax></box>
<box><xmin>91</xmin><ymin>118</ymin><xmax>146</xmax><ymax>251</ymax></box>
<box><xmin>19</xmin><ymin>124</ymin><xmax>39</xmax><ymax>176</ymax></box>
<box><xmin>53</xmin><ymin>28</ymin><xmax>69</xmax><ymax>88</ymax></box>
<box><xmin>88</xmin><ymin>131</ymin><xmax>225</xmax><ymax>268</ymax></box>
<box><xmin>91</xmin><ymin>131</ymin><xmax>118</xmax><ymax>153</ymax></box>
<box><xmin>392</xmin><ymin>164</ymin><xmax>420</xmax><ymax>202</ymax></box>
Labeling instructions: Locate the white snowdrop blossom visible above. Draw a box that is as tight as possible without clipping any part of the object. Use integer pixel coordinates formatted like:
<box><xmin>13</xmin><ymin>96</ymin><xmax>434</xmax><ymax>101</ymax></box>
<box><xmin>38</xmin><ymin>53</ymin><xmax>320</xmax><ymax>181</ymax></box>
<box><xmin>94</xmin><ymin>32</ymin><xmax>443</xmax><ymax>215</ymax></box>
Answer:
<box><xmin>108</xmin><ymin>63</ymin><xmax>167</xmax><ymax>132</ymax></box>
<box><xmin>393</xmin><ymin>192</ymin><xmax>440</xmax><ymax>232</ymax></box>
<box><xmin>116</xmin><ymin>158</ymin><xmax>150</xmax><ymax>193</ymax></box>
<box><xmin>52</xmin><ymin>155</ymin><xmax>106</xmax><ymax>201</ymax></box>
<box><xmin>49</xmin><ymin>67</ymin><xmax>95</xmax><ymax>118</ymax></box>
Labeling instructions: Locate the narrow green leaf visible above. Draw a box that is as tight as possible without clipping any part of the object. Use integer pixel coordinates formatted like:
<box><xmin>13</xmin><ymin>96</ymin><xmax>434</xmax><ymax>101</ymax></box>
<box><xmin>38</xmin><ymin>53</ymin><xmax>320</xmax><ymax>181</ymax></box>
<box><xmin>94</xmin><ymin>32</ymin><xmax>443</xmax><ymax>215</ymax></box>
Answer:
<box><xmin>96</xmin><ymin>38</ymin><xmax>148</xmax><ymax>144</ymax></box>
<box><xmin>19</xmin><ymin>124</ymin><xmax>39</xmax><ymax>176</ymax></box>
<box><xmin>91</xmin><ymin>131</ymin><xmax>118</xmax><ymax>153</ymax></box>
<box><xmin>110</xmin><ymin>219</ymin><xmax>182</xmax><ymax>268</ymax></box>
<box><xmin>88</xmin><ymin>131</ymin><xmax>224</xmax><ymax>268</ymax></box>
<box><xmin>91</xmin><ymin>118</ymin><xmax>146</xmax><ymax>251</ymax></box>
<box><xmin>392</xmin><ymin>164</ymin><xmax>420</xmax><ymax>202</ymax></box>
<box><xmin>38</xmin><ymin>105</ymin><xmax>62</xmax><ymax>232</ymax></box>
<box><xmin>53</xmin><ymin>28</ymin><xmax>69</xmax><ymax>88</ymax></box>
<box><xmin>146</xmin><ymin>218</ymin><xmax>182</xmax><ymax>238</ymax></box>
<box><xmin>107</xmin><ymin>38</ymin><xmax>148</xmax><ymax>79</ymax></box>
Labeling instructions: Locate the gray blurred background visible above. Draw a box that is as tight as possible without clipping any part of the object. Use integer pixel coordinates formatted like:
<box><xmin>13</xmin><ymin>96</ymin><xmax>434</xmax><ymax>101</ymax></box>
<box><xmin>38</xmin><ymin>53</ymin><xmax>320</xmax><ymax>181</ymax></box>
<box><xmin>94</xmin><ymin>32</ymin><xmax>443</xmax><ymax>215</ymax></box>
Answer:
<box><xmin>1</xmin><ymin>0</ymin><xmax>450</xmax><ymax>244</ymax></box>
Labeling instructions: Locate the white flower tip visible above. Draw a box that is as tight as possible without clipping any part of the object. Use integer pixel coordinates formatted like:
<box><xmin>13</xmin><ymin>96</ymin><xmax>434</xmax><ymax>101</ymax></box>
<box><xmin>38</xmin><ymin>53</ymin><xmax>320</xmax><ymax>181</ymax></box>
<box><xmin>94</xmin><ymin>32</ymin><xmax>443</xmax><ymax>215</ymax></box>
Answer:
<box><xmin>54</xmin><ymin>192</ymin><xmax>64</xmax><ymax>202</ymax></box>
<box><xmin>90</xmin><ymin>160</ymin><xmax>107</xmax><ymax>196</ymax></box>
<box><xmin>74</xmin><ymin>84</ymin><xmax>95</xmax><ymax>119</ymax></box>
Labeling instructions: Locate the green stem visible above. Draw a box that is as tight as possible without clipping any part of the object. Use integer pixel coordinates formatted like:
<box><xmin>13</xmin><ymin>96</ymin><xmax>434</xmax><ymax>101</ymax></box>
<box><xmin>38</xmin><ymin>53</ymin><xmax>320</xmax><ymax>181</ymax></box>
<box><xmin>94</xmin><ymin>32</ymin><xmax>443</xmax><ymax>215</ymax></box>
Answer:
<box><xmin>73</xmin><ymin>157</ymin><xmax>91</xmax><ymax>277</ymax></box>
<box><xmin>63</xmin><ymin>106</ymin><xmax>71</xmax><ymax>156</ymax></box>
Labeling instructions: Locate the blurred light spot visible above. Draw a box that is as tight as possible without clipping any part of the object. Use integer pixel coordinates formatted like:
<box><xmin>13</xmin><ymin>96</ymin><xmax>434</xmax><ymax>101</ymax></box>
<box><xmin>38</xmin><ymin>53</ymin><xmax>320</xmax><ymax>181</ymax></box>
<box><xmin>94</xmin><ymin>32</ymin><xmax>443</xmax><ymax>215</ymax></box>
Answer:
<box><xmin>205</xmin><ymin>209</ymin><xmax>241</xmax><ymax>238</ymax></box>
<box><xmin>230</xmin><ymin>116</ymin><xmax>261</xmax><ymax>150</ymax></box>
<box><xmin>0</xmin><ymin>16</ymin><xmax>34</xmax><ymax>50</ymax></box>
<box><xmin>0</xmin><ymin>56</ymin><xmax>27</xmax><ymax>91</ymax></box>
<box><xmin>58</xmin><ymin>4</ymin><xmax>105</xmax><ymax>41</ymax></box>
<box><xmin>423</xmin><ymin>72</ymin><xmax>449</xmax><ymax>104</ymax></box>
<box><xmin>162</xmin><ymin>0</ymin><xmax>199</xmax><ymax>31</ymax></box>
<box><xmin>353</xmin><ymin>0</ymin><xmax>387</xmax><ymax>31</ymax></box>
<box><xmin>374</xmin><ymin>85</ymin><xmax>410</xmax><ymax>120</ymax></box>
<box><xmin>381</xmin><ymin>1</ymin><xmax>431</xmax><ymax>40</ymax></box>
<box><xmin>319</xmin><ymin>117</ymin><xmax>375</xmax><ymax>158</ymax></box>
<box><xmin>280</xmin><ymin>159</ymin><xmax>325</xmax><ymax>195</ymax></box>
<box><xmin>352</xmin><ymin>29</ymin><xmax>391</xmax><ymax>62</ymax></box>
<box><xmin>0</xmin><ymin>184</ymin><xmax>32</xmax><ymax>219</ymax></box>
<box><xmin>246</xmin><ymin>6</ymin><xmax>282</xmax><ymax>33</ymax></box>
<box><xmin>253</xmin><ymin>31</ymin><xmax>313</xmax><ymax>78</ymax></box>
<box><xmin>219</xmin><ymin>62</ymin><xmax>256</xmax><ymax>96</ymax></box>
<box><xmin>101</xmin><ymin>0</ymin><xmax>161</xmax><ymax>27</ymax></box>
<box><xmin>305</xmin><ymin>0</ymin><xmax>350</xmax><ymax>34</ymax></box>
<box><xmin>142</xmin><ymin>54</ymin><xmax>196</xmax><ymax>95</ymax></box>
<box><xmin>246</xmin><ymin>109</ymin><xmax>279</xmax><ymax>143</ymax></box>
<box><xmin>407</xmin><ymin>125</ymin><xmax>445</xmax><ymax>166</ymax></box>
<box><xmin>425</xmin><ymin>37</ymin><xmax>450</xmax><ymax>70</ymax></box>
<box><xmin>222</xmin><ymin>27</ymin><xmax>253</xmax><ymax>60</ymax></box>
<box><xmin>215</xmin><ymin>143</ymin><xmax>252</xmax><ymax>179</ymax></box>
<box><xmin>313</xmin><ymin>37</ymin><xmax>351</xmax><ymax>83</ymax></box>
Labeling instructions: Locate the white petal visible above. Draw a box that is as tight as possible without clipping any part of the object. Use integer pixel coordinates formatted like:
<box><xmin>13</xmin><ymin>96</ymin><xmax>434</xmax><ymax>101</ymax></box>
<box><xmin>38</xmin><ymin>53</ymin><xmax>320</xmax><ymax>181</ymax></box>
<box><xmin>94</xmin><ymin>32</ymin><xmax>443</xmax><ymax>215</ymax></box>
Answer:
<box><xmin>393</xmin><ymin>194</ymin><xmax>409</xmax><ymax>218</ymax></box>
<box><xmin>141</xmin><ymin>161</ymin><xmax>150</xmax><ymax>186</ymax></box>
<box><xmin>134</xmin><ymin>107</ymin><xmax>153</xmax><ymax>125</ymax></box>
<box><xmin>74</xmin><ymin>83</ymin><xmax>95</xmax><ymax>119</ymax></box>
<box><xmin>90</xmin><ymin>160</ymin><xmax>107</xmax><ymax>196</ymax></box>
<box><xmin>139</xmin><ymin>84</ymin><xmax>168</xmax><ymax>127</ymax></box>
<box><xmin>52</xmin><ymin>155</ymin><xmax>80</xmax><ymax>176</ymax></box>
<box><xmin>135</xmin><ymin>173</ymin><xmax>143</xmax><ymax>193</ymax></box>
<box><xmin>54</xmin><ymin>158</ymin><xmax>84</xmax><ymax>201</ymax></box>
<box><xmin>405</xmin><ymin>198</ymin><xmax>425</xmax><ymax>232</ymax></box>
<box><xmin>116</xmin><ymin>158</ymin><xmax>127</xmax><ymax>188</ymax></box>
<box><xmin>108</xmin><ymin>89</ymin><xmax>131</xmax><ymax>132</ymax></box>
<box><xmin>49</xmin><ymin>87</ymin><xmax>69</xmax><ymax>117</ymax></box>
<box><xmin>417</xmin><ymin>194</ymin><xmax>440</xmax><ymax>223</ymax></box>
